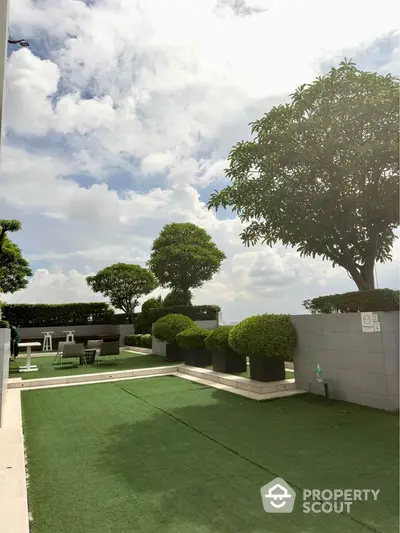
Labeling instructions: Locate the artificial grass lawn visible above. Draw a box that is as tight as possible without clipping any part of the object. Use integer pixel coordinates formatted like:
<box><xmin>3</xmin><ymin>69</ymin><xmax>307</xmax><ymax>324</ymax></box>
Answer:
<box><xmin>22</xmin><ymin>377</ymin><xmax>398</xmax><ymax>533</ymax></box>
<box><xmin>9</xmin><ymin>351</ymin><xmax>175</xmax><ymax>380</ymax></box>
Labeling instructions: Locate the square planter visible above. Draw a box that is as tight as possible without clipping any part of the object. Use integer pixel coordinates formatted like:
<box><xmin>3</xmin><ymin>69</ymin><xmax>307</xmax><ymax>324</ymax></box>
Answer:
<box><xmin>249</xmin><ymin>356</ymin><xmax>285</xmax><ymax>382</ymax></box>
<box><xmin>212</xmin><ymin>349</ymin><xmax>247</xmax><ymax>374</ymax></box>
<box><xmin>184</xmin><ymin>347</ymin><xmax>212</xmax><ymax>368</ymax></box>
<box><xmin>165</xmin><ymin>343</ymin><xmax>183</xmax><ymax>362</ymax></box>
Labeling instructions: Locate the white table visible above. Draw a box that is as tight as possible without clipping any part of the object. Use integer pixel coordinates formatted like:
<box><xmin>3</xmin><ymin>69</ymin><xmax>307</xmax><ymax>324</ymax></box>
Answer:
<box><xmin>17</xmin><ymin>342</ymin><xmax>41</xmax><ymax>372</ymax></box>
<box><xmin>63</xmin><ymin>330</ymin><xmax>75</xmax><ymax>343</ymax></box>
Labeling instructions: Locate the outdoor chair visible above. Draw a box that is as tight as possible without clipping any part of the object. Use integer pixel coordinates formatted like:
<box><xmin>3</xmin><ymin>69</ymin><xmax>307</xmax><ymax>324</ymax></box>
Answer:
<box><xmin>59</xmin><ymin>343</ymin><xmax>86</xmax><ymax>366</ymax></box>
<box><xmin>87</xmin><ymin>339</ymin><xmax>103</xmax><ymax>360</ymax></box>
<box><xmin>96</xmin><ymin>340</ymin><xmax>120</xmax><ymax>366</ymax></box>
<box><xmin>54</xmin><ymin>340</ymin><xmax>76</xmax><ymax>365</ymax></box>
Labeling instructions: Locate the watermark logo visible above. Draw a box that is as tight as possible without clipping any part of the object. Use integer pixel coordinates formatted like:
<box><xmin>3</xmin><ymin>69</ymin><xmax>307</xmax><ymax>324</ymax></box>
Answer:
<box><xmin>260</xmin><ymin>477</ymin><xmax>296</xmax><ymax>513</ymax></box>
<box><xmin>260</xmin><ymin>479</ymin><xmax>380</xmax><ymax>514</ymax></box>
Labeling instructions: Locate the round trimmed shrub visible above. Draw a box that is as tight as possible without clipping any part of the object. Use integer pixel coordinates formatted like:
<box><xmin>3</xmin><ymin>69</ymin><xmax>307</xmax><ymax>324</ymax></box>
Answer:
<box><xmin>204</xmin><ymin>326</ymin><xmax>233</xmax><ymax>353</ymax></box>
<box><xmin>153</xmin><ymin>314</ymin><xmax>195</xmax><ymax>343</ymax></box>
<box><xmin>0</xmin><ymin>320</ymin><xmax>9</xmax><ymax>328</ymax></box>
<box><xmin>176</xmin><ymin>327</ymin><xmax>210</xmax><ymax>349</ymax></box>
<box><xmin>229</xmin><ymin>314</ymin><xmax>296</xmax><ymax>359</ymax></box>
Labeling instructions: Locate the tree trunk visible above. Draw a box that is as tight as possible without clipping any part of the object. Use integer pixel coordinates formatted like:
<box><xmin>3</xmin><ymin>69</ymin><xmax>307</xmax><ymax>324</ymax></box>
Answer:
<box><xmin>346</xmin><ymin>260</ymin><xmax>375</xmax><ymax>290</ymax></box>
<box><xmin>182</xmin><ymin>288</ymin><xmax>191</xmax><ymax>306</ymax></box>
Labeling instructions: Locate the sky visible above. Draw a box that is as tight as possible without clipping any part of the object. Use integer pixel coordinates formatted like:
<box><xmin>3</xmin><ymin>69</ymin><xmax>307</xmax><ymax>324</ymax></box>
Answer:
<box><xmin>1</xmin><ymin>0</ymin><xmax>399</xmax><ymax>323</ymax></box>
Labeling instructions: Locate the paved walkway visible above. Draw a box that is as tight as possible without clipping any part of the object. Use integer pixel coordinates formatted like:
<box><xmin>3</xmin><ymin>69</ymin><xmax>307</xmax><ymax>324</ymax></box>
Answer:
<box><xmin>0</xmin><ymin>389</ymin><xmax>30</xmax><ymax>533</ymax></box>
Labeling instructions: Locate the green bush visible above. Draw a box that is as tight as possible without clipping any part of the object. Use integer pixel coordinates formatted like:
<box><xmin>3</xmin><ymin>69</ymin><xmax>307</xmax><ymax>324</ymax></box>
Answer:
<box><xmin>204</xmin><ymin>326</ymin><xmax>233</xmax><ymax>353</ymax></box>
<box><xmin>149</xmin><ymin>305</ymin><xmax>220</xmax><ymax>323</ymax></box>
<box><xmin>140</xmin><ymin>334</ymin><xmax>152</xmax><ymax>349</ymax></box>
<box><xmin>229</xmin><ymin>314</ymin><xmax>296</xmax><ymax>359</ymax></box>
<box><xmin>125</xmin><ymin>334</ymin><xmax>141</xmax><ymax>346</ymax></box>
<box><xmin>176</xmin><ymin>327</ymin><xmax>210</xmax><ymax>349</ymax></box>
<box><xmin>2</xmin><ymin>302</ymin><xmax>114</xmax><ymax>327</ymax></box>
<box><xmin>135</xmin><ymin>296</ymin><xmax>163</xmax><ymax>334</ymax></box>
<box><xmin>110</xmin><ymin>313</ymin><xmax>135</xmax><ymax>324</ymax></box>
<box><xmin>303</xmin><ymin>289</ymin><xmax>400</xmax><ymax>314</ymax></box>
<box><xmin>0</xmin><ymin>320</ymin><xmax>9</xmax><ymax>328</ymax></box>
<box><xmin>153</xmin><ymin>314</ymin><xmax>195</xmax><ymax>343</ymax></box>
<box><xmin>163</xmin><ymin>290</ymin><xmax>193</xmax><ymax>307</ymax></box>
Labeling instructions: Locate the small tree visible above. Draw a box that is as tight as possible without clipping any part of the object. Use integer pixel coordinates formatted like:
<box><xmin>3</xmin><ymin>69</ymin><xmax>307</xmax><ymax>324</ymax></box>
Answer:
<box><xmin>86</xmin><ymin>263</ymin><xmax>157</xmax><ymax>319</ymax></box>
<box><xmin>208</xmin><ymin>61</ymin><xmax>399</xmax><ymax>290</ymax></box>
<box><xmin>148</xmin><ymin>222</ymin><xmax>226</xmax><ymax>305</ymax></box>
<box><xmin>134</xmin><ymin>295</ymin><xmax>163</xmax><ymax>334</ymax></box>
<box><xmin>0</xmin><ymin>219</ymin><xmax>32</xmax><ymax>294</ymax></box>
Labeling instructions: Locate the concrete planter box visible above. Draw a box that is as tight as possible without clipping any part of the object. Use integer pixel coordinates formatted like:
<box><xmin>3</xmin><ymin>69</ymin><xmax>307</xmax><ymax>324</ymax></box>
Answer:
<box><xmin>212</xmin><ymin>349</ymin><xmax>247</xmax><ymax>374</ymax></box>
<box><xmin>165</xmin><ymin>343</ymin><xmax>183</xmax><ymax>362</ymax></box>
<box><xmin>249</xmin><ymin>356</ymin><xmax>286</xmax><ymax>382</ymax></box>
<box><xmin>184</xmin><ymin>347</ymin><xmax>212</xmax><ymax>368</ymax></box>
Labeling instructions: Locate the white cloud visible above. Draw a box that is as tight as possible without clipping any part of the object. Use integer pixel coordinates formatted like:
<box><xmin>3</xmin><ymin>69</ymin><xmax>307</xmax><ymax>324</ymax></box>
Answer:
<box><xmin>1</xmin><ymin>0</ymin><xmax>399</xmax><ymax>319</ymax></box>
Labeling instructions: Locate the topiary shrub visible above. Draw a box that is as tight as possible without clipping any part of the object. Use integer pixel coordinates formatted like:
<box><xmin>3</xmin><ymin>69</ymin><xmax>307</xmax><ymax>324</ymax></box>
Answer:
<box><xmin>153</xmin><ymin>314</ymin><xmax>195</xmax><ymax>343</ymax></box>
<box><xmin>176</xmin><ymin>327</ymin><xmax>210</xmax><ymax>349</ymax></box>
<box><xmin>205</xmin><ymin>325</ymin><xmax>246</xmax><ymax>373</ymax></box>
<box><xmin>303</xmin><ymin>288</ymin><xmax>399</xmax><ymax>314</ymax></box>
<box><xmin>0</xmin><ymin>320</ymin><xmax>9</xmax><ymax>328</ymax></box>
<box><xmin>205</xmin><ymin>326</ymin><xmax>233</xmax><ymax>353</ymax></box>
<box><xmin>163</xmin><ymin>290</ymin><xmax>193</xmax><ymax>307</ymax></box>
<box><xmin>140</xmin><ymin>334</ymin><xmax>152</xmax><ymax>349</ymax></box>
<box><xmin>229</xmin><ymin>314</ymin><xmax>296</xmax><ymax>359</ymax></box>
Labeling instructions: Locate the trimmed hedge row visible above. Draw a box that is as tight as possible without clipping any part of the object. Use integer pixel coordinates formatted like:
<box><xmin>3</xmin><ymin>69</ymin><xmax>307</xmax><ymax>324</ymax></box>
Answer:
<box><xmin>303</xmin><ymin>289</ymin><xmax>399</xmax><ymax>314</ymax></box>
<box><xmin>149</xmin><ymin>305</ymin><xmax>220</xmax><ymax>323</ymax></box>
<box><xmin>2</xmin><ymin>302</ymin><xmax>114</xmax><ymax>327</ymax></box>
<box><xmin>124</xmin><ymin>334</ymin><xmax>152</xmax><ymax>349</ymax></box>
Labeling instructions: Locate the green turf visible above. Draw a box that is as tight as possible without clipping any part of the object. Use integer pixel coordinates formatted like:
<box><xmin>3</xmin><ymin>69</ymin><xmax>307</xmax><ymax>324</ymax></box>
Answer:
<box><xmin>9</xmin><ymin>351</ymin><xmax>175</xmax><ymax>380</ymax></box>
<box><xmin>22</xmin><ymin>377</ymin><xmax>398</xmax><ymax>533</ymax></box>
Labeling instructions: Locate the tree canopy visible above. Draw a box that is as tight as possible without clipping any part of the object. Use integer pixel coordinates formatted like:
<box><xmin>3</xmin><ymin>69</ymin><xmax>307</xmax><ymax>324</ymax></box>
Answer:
<box><xmin>86</xmin><ymin>263</ymin><xmax>157</xmax><ymax>317</ymax></box>
<box><xmin>208</xmin><ymin>60</ymin><xmax>399</xmax><ymax>290</ymax></box>
<box><xmin>148</xmin><ymin>222</ymin><xmax>226</xmax><ymax>305</ymax></box>
<box><xmin>0</xmin><ymin>219</ymin><xmax>32</xmax><ymax>294</ymax></box>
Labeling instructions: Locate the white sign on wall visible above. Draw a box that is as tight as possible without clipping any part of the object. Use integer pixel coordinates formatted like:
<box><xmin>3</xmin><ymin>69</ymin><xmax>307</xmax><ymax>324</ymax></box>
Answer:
<box><xmin>361</xmin><ymin>312</ymin><xmax>380</xmax><ymax>333</ymax></box>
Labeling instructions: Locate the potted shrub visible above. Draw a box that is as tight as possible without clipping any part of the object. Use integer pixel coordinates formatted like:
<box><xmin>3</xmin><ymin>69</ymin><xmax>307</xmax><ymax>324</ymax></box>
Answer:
<box><xmin>229</xmin><ymin>314</ymin><xmax>296</xmax><ymax>382</ymax></box>
<box><xmin>153</xmin><ymin>314</ymin><xmax>196</xmax><ymax>361</ymax></box>
<box><xmin>205</xmin><ymin>326</ymin><xmax>246</xmax><ymax>374</ymax></box>
<box><xmin>176</xmin><ymin>327</ymin><xmax>212</xmax><ymax>367</ymax></box>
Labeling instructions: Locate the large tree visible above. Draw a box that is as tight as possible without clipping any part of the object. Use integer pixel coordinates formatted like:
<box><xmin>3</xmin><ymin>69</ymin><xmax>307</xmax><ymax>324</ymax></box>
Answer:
<box><xmin>86</xmin><ymin>263</ymin><xmax>157</xmax><ymax>318</ymax></box>
<box><xmin>208</xmin><ymin>60</ymin><xmax>399</xmax><ymax>290</ymax></box>
<box><xmin>148</xmin><ymin>222</ymin><xmax>226</xmax><ymax>305</ymax></box>
<box><xmin>0</xmin><ymin>219</ymin><xmax>32</xmax><ymax>294</ymax></box>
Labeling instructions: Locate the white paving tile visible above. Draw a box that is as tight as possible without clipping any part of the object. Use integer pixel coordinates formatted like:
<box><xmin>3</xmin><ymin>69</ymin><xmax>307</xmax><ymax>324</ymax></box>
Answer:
<box><xmin>0</xmin><ymin>390</ymin><xmax>30</xmax><ymax>533</ymax></box>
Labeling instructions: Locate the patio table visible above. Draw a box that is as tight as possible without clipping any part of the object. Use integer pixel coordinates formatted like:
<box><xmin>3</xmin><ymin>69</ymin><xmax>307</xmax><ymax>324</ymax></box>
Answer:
<box><xmin>17</xmin><ymin>342</ymin><xmax>41</xmax><ymax>372</ymax></box>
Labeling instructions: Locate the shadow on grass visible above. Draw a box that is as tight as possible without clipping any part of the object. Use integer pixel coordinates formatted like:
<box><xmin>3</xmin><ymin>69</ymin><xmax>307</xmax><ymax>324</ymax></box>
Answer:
<box><xmin>96</xmin><ymin>379</ymin><xmax>399</xmax><ymax>533</ymax></box>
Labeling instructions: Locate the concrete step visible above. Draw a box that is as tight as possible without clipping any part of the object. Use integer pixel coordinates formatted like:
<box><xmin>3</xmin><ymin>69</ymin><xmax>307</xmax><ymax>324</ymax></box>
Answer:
<box><xmin>8</xmin><ymin>366</ymin><xmax>179</xmax><ymax>390</ymax></box>
<box><xmin>177</xmin><ymin>366</ymin><xmax>297</xmax><ymax>394</ymax></box>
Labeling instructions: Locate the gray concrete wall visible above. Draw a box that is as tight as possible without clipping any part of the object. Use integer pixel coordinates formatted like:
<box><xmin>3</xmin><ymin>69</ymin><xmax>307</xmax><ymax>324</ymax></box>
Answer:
<box><xmin>0</xmin><ymin>328</ymin><xmax>10</xmax><ymax>428</ymax></box>
<box><xmin>151</xmin><ymin>319</ymin><xmax>218</xmax><ymax>355</ymax></box>
<box><xmin>18</xmin><ymin>324</ymin><xmax>121</xmax><ymax>341</ymax></box>
<box><xmin>119</xmin><ymin>324</ymin><xmax>135</xmax><ymax>346</ymax></box>
<box><xmin>292</xmin><ymin>312</ymin><xmax>399</xmax><ymax>411</ymax></box>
